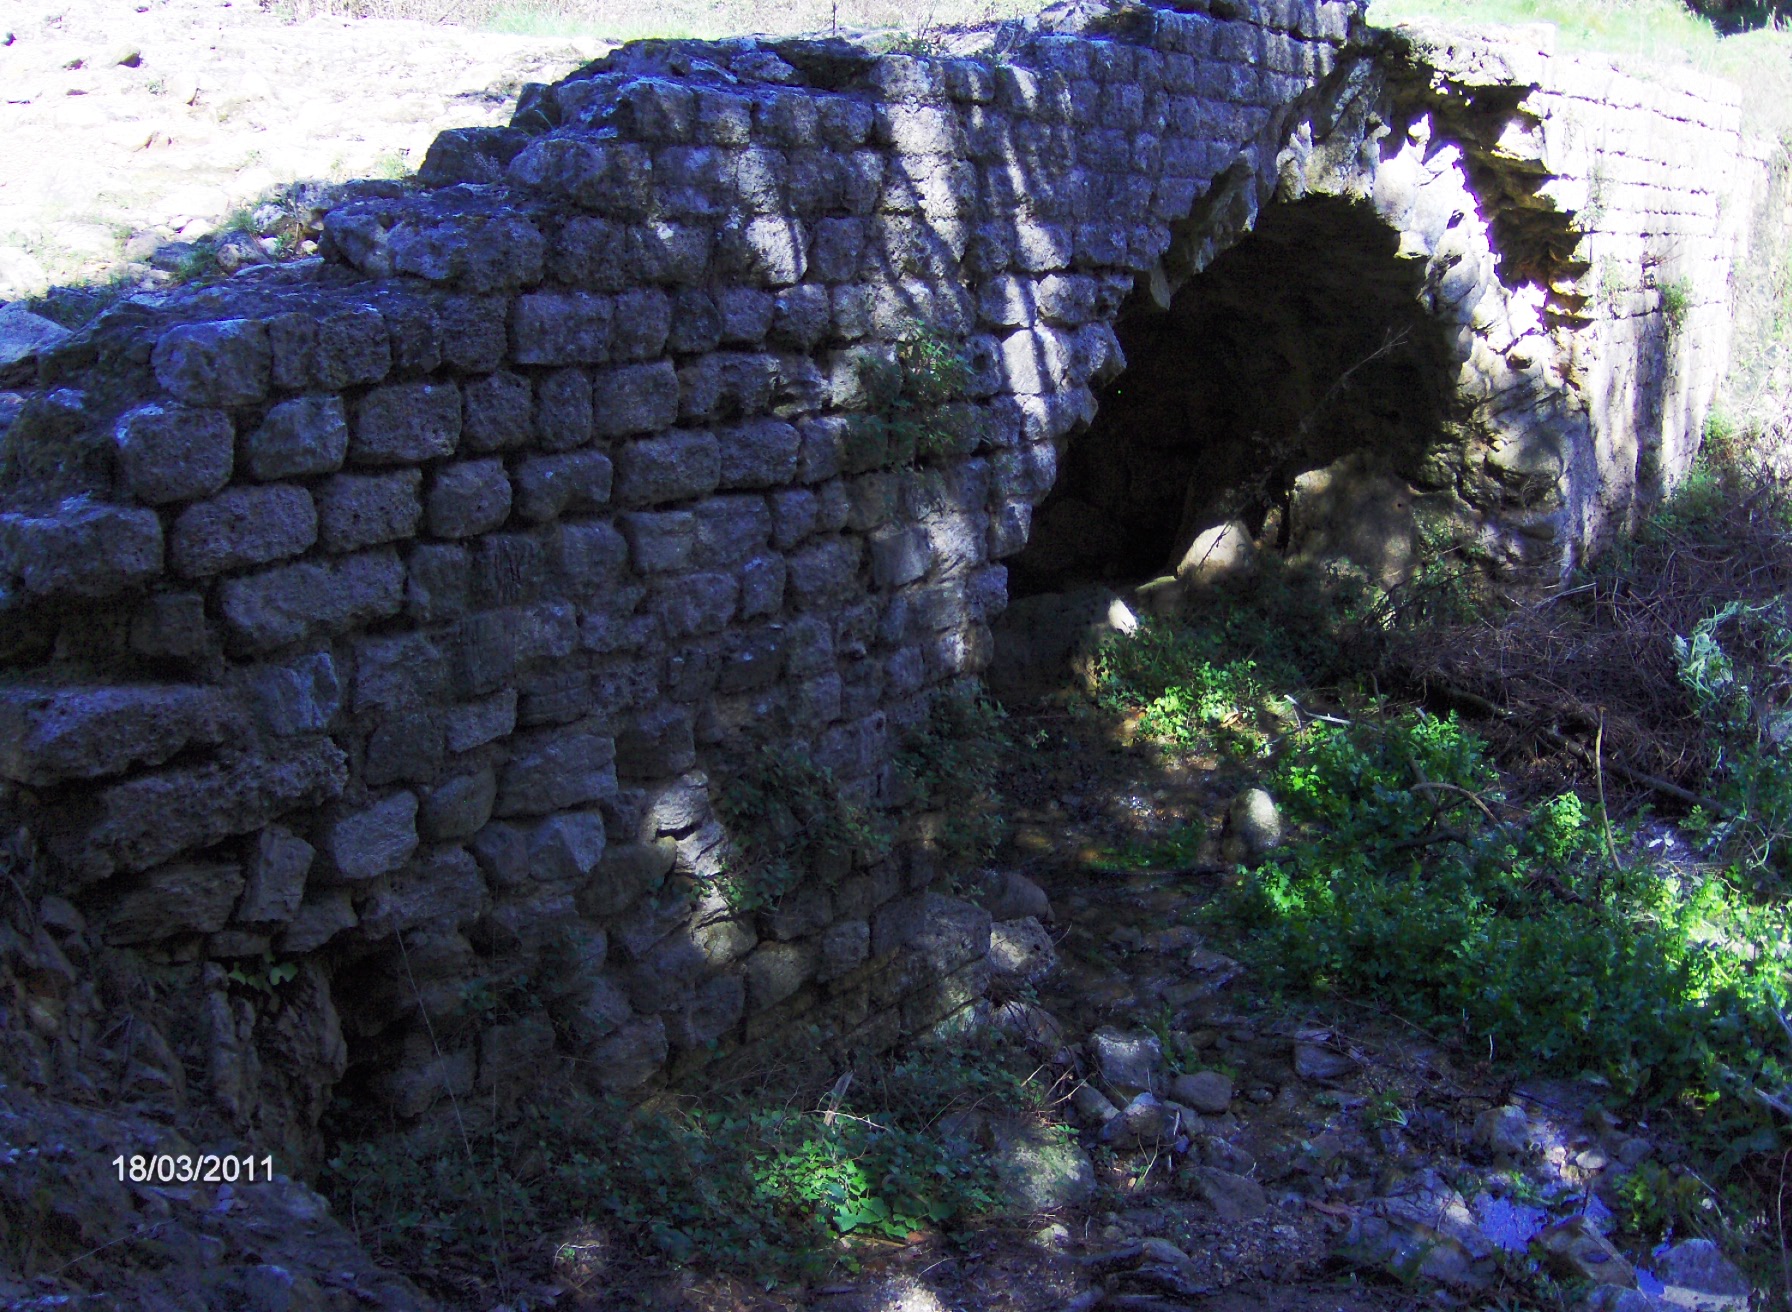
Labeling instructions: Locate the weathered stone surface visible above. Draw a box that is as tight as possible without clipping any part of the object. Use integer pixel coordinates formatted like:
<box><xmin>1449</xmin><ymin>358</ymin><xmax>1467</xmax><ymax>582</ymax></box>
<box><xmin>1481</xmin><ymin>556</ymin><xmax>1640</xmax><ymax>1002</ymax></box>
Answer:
<box><xmin>43</xmin><ymin>738</ymin><xmax>348</xmax><ymax>884</ymax></box>
<box><xmin>513</xmin><ymin>451</ymin><xmax>612</xmax><ymax>522</ymax></box>
<box><xmin>495</xmin><ymin>727</ymin><xmax>618</xmax><ymax>817</ymax></box>
<box><xmin>246</xmin><ymin>650</ymin><xmax>340</xmax><ymax>737</ymax></box>
<box><xmin>0</xmin><ymin>684</ymin><xmax>238</xmax><ymax>786</ymax></box>
<box><xmin>152</xmin><ymin>319</ymin><xmax>270</xmax><ymax>407</ymax></box>
<box><xmin>529</xmin><ymin>809</ymin><xmax>608</xmax><ymax>885</ymax></box>
<box><xmin>219</xmin><ymin>550</ymin><xmax>405</xmax><ymax>651</ymax></box>
<box><xmin>614</xmin><ymin>431</ymin><xmax>720</xmax><ymax>506</ymax></box>
<box><xmin>316</xmin><ymin>469</ymin><xmax>423</xmax><ymax>552</ymax></box>
<box><xmin>100</xmin><ymin>860</ymin><xmax>245</xmax><ymax>944</ymax></box>
<box><xmin>420</xmin><ymin>768</ymin><xmax>498</xmax><ymax>841</ymax></box>
<box><xmin>989</xmin><ymin>916</ymin><xmax>1057</xmax><ymax>983</ymax></box>
<box><xmin>427</xmin><ymin>459</ymin><xmax>513</xmax><ymax>538</ymax></box>
<box><xmin>575</xmin><ymin>838</ymin><xmax>676</xmax><ymax>918</ymax></box>
<box><xmin>353</xmin><ymin>381</ymin><xmax>462</xmax><ymax>465</ymax></box>
<box><xmin>320</xmin><ymin>791</ymin><xmax>419</xmax><ymax>882</ymax></box>
<box><xmin>1089</xmin><ymin>1028</ymin><xmax>1162</xmax><ymax>1095</ymax></box>
<box><xmin>0</xmin><ymin>499</ymin><xmax>163</xmax><ymax>600</ymax></box>
<box><xmin>512</xmin><ymin>291</ymin><xmax>612</xmax><ymax>365</ymax></box>
<box><xmin>115</xmin><ymin>403</ymin><xmax>234</xmax><ymax>504</ymax></box>
<box><xmin>1170</xmin><ymin>1070</ymin><xmax>1233</xmax><ymax>1115</ymax></box>
<box><xmin>237</xmin><ymin>825</ymin><xmax>316</xmax><ymax>923</ymax></box>
<box><xmin>171</xmin><ymin>484</ymin><xmax>317</xmax><ymax>577</ymax></box>
<box><xmin>246</xmin><ymin>395</ymin><xmax>351</xmax><ymax>480</ymax></box>
<box><xmin>593</xmin><ymin>361</ymin><xmax>679</xmax><ymax>438</ymax></box>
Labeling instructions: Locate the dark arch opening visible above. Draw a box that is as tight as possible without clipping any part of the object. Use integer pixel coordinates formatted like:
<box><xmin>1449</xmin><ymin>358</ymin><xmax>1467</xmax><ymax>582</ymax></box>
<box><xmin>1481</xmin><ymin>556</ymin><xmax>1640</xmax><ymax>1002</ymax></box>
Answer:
<box><xmin>1010</xmin><ymin>194</ymin><xmax>1460</xmax><ymax>598</ymax></box>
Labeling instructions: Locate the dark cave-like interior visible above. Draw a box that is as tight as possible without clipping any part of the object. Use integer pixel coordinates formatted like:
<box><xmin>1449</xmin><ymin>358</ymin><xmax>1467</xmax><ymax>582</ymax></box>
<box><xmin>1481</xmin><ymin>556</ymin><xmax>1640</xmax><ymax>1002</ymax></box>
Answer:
<box><xmin>1010</xmin><ymin>194</ymin><xmax>1461</xmax><ymax>597</ymax></box>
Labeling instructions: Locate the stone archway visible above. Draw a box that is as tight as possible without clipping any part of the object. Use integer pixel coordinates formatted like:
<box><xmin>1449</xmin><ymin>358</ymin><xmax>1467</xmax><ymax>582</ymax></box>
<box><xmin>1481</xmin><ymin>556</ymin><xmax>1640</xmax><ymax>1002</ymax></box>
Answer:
<box><xmin>1009</xmin><ymin>191</ymin><xmax>1461</xmax><ymax>598</ymax></box>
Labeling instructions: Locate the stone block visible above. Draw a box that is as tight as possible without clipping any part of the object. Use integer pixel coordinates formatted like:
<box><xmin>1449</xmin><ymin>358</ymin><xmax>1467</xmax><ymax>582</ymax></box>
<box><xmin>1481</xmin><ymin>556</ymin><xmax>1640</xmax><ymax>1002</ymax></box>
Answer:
<box><xmin>717</xmin><ymin>626</ymin><xmax>786</xmax><ymax>694</ymax></box>
<box><xmin>471</xmin><ymin>531</ymin><xmax>549</xmax><ymax>606</ymax></box>
<box><xmin>593</xmin><ymin>361</ymin><xmax>679</xmax><ymax>438</ymax></box>
<box><xmin>364</xmin><ymin>711</ymin><xmax>447</xmax><ymax>786</ymax></box>
<box><xmin>219</xmin><ymin>550</ymin><xmax>405</xmax><ymax>651</ymax></box>
<box><xmin>171</xmin><ymin>484</ymin><xmax>317</xmax><ymax>577</ymax></box>
<box><xmin>237</xmin><ymin>824</ymin><xmax>315</xmax><ymax>923</ymax></box>
<box><xmin>496</xmin><ymin>725</ymin><xmax>618</xmax><ymax>817</ymax></box>
<box><xmin>152</xmin><ymin>319</ymin><xmax>270</xmax><ymax>407</ymax></box>
<box><xmin>316</xmin><ymin>469</ymin><xmax>423</xmax><ymax>552</ymax></box>
<box><xmin>0</xmin><ymin>683</ymin><xmax>237</xmax><ymax>786</ymax></box>
<box><xmin>718</xmin><ymin>419</ymin><xmax>800</xmax><ymax>489</ymax></box>
<box><xmin>353</xmin><ymin>381</ymin><xmax>462</xmax><ymax>465</ymax></box>
<box><xmin>588</xmin><ymin>1017</ymin><xmax>667</xmax><ymax>1090</ymax></box>
<box><xmin>534</xmin><ymin>368</ymin><xmax>595</xmax><ymax>452</ymax></box>
<box><xmin>100</xmin><ymin>860</ymin><xmax>244</xmax><ymax>944</ymax></box>
<box><xmin>0</xmin><ymin>499</ymin><xmax>163</xmax><ymax>600</ymax></box>
<box><xmin>555</xmin><ymin>520</ymin><xmax>631</xmax><ymax>596</ymax></box>
<box><xmin>869</xmin><ymin>525</ymin><xmax>934</xmax><ymax>588</ymax></box>
<box><xmin>245</xmin><ymin>650</ymin><xmax>340</xmax><ymax>735</ymax></box>
<box><xmin>321</xmin><ymin>791</ymin><xmax>418</xmax><ymax>883</ymax></box>
<box><xmin>513</xmin><ymin>451</ymin><xmax>612</xmax><ymax>523</ymax></box>
<box><xmin>611</xmin><ymin>288</ymin><xmax>672</xmax><ymax>360</ymax></box>
<box><xmin>529</xmin><ymin>809</ymin><xmax>609</xmax><ymax>885</ymax></box>
<box><xmin>767</xmin><ymin>487</ymin><xmax>818</xmax><ymax>549</ymax></box>
<box><xmin>686</xmin><ymin>495</ymin><xmax>770</xmax><ymax>569</ymax></box>
<box><xmin>615</xmin><ymin>704</ymin><xmax>697</xmax><ymax>779</ymax></box>
<box><xmin>618</xmin><ymin>510</ymin><xmax>695</xmax><ymax>573</ymax></box>
<box><xmin>313</xmin><ymin>306</ymin><xmax>392</xmax><ymax>389</ymax></box>
<box><xmin>389</xmin><ymin>213</ymin><xmax>546</xmax><ymax>294</ymax></box>
<box><xmin>427</xmin><ymin>459</ymin><xmax>513</xmax><ymax>538</ymax></box>
<box><xmin>669</xmin><ymin>970</ymin><xmax>746</xmax><ymax>1051</ymax></box>
<box><xmin>42</xmin><ymin>737</ymin><xmax>347</xmax><ymax>883</ymax></box>
<box><xmin>277</xmin><ymin>889</ymin><xmax>357</xmax><ymax>953</ymax></box>
<box><xmin>809</xmin><ymin>217</ymin><xmax>866</xmax><ymax>282</ymax></box>
<box><xmin>114</xmin><ymin>403</ymin><xmax>234</xmax><ymax>504</ymax></box>
<box><xmin>247</xmin><ymin>395</ymin><xmax>349</xmax><ymax>480</ymax></box>
<box><xmin>405</xmin><ymin>542</ymin><xmax>470</xmax><ymax>623</ymax></box>
<box><xmin>656</xmin><ymin>572</ymin><xmax>739</xmax><ymax>639</ymax></box>
<box><xmin>512</xmin><ymin>291</ymin><xmax>612</xmax><ymax>366</ymax></box>
<box><xmin>614</xmin><ymin>430</ymin><xmax>721</xmax><ymax>506</ymax></box>
<box><xmin>439</xmin><ymin>295</ymin><xmax>510</xmax><ymax>373</ymax></box>
<box><xmin>818</xmin><ymin>919</ymin><xmax>871</xmax><ymax>981</ymax></box>
<box><xmin>668</xmin><ymin>290</ymin><xmax>722</xmax><ymax>356</ymax></box>
<box><xmin>576</xmin><ymin>837</ymin><xmax>676</xmax><ymax>919</ymax></box>
<box><xmin>739</xmin><ymin>552</ymin><xmax>786</xmax><ymax>618</ymax></box>
<box><xmin>445</xmin><ymin>689</ymin><xmax>517</xmax><ymax>753</ymax></box>
<box><xmin>717</xmin><ymin>287</ymin><xmax>775</xmax><ymax>343</ymax></box>
<box><xmin>461</xmin><ymin>371</ymin><xmax>533</xmax><ymax>453</ymax></box>
<box><xmin>772</xmin><ymin>285</ymin><xmax>831</xmax><ymax>350</ymax></box>
<box><xmin>745</xmin><ymin>940</ymin><xmax>820</xmax><ymax>1012</ymax></box>
<box><xmin>130</xmin><ymin>591</ymin><xmax>209</xmax><ymax>660</ymax></box>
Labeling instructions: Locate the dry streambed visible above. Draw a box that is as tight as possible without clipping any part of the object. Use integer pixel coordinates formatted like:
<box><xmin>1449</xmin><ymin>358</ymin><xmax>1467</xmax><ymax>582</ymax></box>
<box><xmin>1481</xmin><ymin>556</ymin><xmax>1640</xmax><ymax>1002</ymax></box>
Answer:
<box><xmin>0</xmin><ymin>0</ymin><xmax>603</xmax><ymax>299</ymax></box>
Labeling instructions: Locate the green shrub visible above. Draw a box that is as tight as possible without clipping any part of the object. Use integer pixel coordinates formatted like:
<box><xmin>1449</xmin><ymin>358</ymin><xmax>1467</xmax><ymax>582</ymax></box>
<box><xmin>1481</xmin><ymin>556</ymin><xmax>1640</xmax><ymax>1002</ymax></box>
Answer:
<box><xmin>893</xmin><ymin>690</ymin><xmax>1015</xmax><ymax>871</ymax></box>
<box><xmin>1210</xmin><ymin>714</ymin><xmax>1792</xmax><ymax>1125</ymax></box>
<box><xmin>323</xmin><ymin>1047</ymin><xmax>1042</xmax><ymax>1283</ymax></box>
<box><xmin>713</xmin><ymin>743</ymin><xmax>889</xmax><ymax>913</ymax></box>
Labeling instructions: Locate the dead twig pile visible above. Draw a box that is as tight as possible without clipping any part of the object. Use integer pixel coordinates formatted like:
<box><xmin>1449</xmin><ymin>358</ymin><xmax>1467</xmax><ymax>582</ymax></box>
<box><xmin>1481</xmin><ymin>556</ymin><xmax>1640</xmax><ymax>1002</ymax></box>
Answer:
<box><xmin>1386</xmin><ymin>445</ymin><xmax>1792</xmax><ymax>807</ymax></box>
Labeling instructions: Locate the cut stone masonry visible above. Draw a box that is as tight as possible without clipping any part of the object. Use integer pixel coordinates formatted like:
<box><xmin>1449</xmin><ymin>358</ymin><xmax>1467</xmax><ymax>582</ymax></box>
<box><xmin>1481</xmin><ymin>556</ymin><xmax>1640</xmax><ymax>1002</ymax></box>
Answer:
<box><xmin>0</xmin><ymin>0</ymin><xmax>1769</xmax><ymax>1151</ymax></box>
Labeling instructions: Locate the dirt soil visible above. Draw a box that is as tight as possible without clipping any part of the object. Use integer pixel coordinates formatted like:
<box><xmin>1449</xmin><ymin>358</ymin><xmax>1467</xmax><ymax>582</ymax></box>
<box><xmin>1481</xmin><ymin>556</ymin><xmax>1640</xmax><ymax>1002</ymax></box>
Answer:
<box><xmin>0</xmin><ymin>0</ymin><xmax>604</xmax><ymax>298</ymax></box>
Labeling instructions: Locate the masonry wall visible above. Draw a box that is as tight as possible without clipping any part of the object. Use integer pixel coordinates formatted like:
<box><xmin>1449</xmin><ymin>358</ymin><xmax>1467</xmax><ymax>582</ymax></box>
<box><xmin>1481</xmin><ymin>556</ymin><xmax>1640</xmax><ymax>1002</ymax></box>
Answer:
<box><xmin>0</xmin><ymin>0</ymin><xmax>1763</xmax><ymax>1148</ymax></box>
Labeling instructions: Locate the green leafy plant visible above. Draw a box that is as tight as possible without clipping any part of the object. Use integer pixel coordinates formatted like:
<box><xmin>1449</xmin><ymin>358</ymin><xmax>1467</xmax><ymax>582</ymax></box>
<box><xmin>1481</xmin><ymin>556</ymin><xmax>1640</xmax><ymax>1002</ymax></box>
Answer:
<box><xmin>713</xmin><ymin>741</ymin><xmax>889</xmax><ymax>913</ymax></box>
<box><xmin>887</xmin><ymin>327</ymin><xmax>980</xmax><ymax>463</ymax></box>
<box><xmin>225</xmin><ymin>953</ymin><xmax>299</xmax><ymax>995</ymax></box>
<box><xmin>893</xmin><ymin>690</ymin><xmax>1015</xmax><ymax>873</ymax></box>
<box><xmin>1209</xmin><ymin>713</ymin><xmax>1792</xmax><ymax>1127</ymax></box>
<box><xmin>324</xmin><ymin>1046</ymin><xmax>1042</xmax><ymax>1284</ymax></box>
<box><xmin>1660</xmin><ymin>275</ymin><xmax>1695</xmax><ymax>329</ymax></box>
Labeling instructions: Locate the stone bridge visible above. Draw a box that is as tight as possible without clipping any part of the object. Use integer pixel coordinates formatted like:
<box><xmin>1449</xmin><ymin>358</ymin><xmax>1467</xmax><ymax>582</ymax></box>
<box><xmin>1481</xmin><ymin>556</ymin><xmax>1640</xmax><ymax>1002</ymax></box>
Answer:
<box><xmin>0</xmin><ymin>0</ymin><xmax>1769</xmax><ymax>1148</ymax></box>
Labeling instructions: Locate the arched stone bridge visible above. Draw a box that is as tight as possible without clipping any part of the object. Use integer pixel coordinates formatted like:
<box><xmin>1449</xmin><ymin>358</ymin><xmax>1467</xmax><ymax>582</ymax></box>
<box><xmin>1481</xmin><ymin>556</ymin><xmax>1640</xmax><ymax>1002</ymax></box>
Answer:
<box><xmin>0</xmin><ymin>0</ymin><xmax>1768</xmax><ymax>1140</ymax></box>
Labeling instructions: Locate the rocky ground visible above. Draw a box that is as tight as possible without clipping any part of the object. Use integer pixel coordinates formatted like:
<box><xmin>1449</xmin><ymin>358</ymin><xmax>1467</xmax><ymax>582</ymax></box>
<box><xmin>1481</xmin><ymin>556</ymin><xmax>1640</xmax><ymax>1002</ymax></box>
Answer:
<box><xmin>0</xmin><ymin>0</ymin><xmax>606</xmax><ymax>302</ymax></box>
<box><xmin>769</xmin><ymin>701</ymin><xmax>1756</xmax><ymax>1312</ymax></box>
